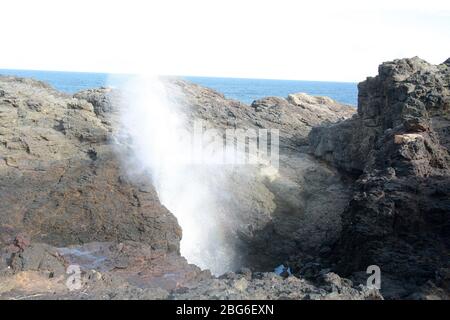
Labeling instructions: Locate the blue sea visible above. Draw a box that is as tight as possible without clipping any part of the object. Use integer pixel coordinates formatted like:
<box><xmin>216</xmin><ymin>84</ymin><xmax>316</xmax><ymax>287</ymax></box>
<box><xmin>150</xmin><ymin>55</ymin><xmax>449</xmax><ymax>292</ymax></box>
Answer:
<box><xmin>0</xmin><ymin>69</ymin><xmax>358</xmax><ymax>106</ymax></box>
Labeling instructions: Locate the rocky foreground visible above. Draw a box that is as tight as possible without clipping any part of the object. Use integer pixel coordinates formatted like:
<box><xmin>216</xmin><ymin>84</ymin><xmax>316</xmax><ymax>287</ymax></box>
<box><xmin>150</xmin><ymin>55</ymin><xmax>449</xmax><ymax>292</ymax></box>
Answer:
<box><xmin>0</xmin><ymin>57</ymin><xmax>448</xmax><ymax>300</ymax></box>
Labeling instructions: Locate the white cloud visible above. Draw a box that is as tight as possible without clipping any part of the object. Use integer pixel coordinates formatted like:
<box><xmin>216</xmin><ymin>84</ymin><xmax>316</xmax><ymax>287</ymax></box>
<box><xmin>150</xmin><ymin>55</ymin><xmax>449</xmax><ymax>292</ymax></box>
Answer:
<box><xmin>1</xmin><ymin>0</ymin><xmax>449</xmax><ymax>81</ymax></box>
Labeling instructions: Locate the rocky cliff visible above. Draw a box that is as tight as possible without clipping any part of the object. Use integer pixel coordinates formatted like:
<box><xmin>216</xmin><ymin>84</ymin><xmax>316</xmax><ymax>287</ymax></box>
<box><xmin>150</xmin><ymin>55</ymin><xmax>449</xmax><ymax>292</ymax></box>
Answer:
<box><xmin>0</xmin><ymin>57</ymin><xmax>448</xmax><ymax>300</ymax></box>
<box><xmin>309</xmin><ymin>57</ymin><xmax>450</xmax><ymax>298</ymax></box>
<box><xmin>0</xmin><ymin>73</ymin><xmax>369</xmax><ymax>299</ymax></box>
<box><xmin>169</xmin><ymin>79</ymin><xmax>355</xmax><ymax>270</ymax></box>
<box><xmin>0</xmin><ymin>76</ymin><xmax>206</xmax><ymax>298</ymax></box>
<box><xmin>0</xmin><ymin>76</ymin><xmax>181</xmax><ymax>252</ymax></box>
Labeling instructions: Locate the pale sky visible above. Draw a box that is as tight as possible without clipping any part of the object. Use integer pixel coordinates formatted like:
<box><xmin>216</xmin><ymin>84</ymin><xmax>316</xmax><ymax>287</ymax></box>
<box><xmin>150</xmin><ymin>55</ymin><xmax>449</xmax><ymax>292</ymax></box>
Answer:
<box><xmin>1</xmin><ymin>0</ymin><xmax>449</xmax><ymax>82</ymax></box>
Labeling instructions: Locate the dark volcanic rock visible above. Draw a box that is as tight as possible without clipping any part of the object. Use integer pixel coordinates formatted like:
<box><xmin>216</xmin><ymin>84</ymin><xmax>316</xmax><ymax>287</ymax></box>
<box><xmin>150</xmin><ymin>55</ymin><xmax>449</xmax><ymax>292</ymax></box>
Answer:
<box><xmin>310</xmin><ymin>57</ymin><xmax>450</xmax><ymax>175</ymax></box>
<box><xmin>309</xmin><ymin>57</ymin><xmax>450</xmax><ymax>299</ymax></box>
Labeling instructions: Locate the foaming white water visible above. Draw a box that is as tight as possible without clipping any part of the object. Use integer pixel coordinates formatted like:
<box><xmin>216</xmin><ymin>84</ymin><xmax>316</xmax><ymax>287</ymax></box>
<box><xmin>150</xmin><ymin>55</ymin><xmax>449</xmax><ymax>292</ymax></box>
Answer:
<box><xmin>117</xmin><ymin>75</ymin><xmax>238</xmax><ymax>275</ymax></box>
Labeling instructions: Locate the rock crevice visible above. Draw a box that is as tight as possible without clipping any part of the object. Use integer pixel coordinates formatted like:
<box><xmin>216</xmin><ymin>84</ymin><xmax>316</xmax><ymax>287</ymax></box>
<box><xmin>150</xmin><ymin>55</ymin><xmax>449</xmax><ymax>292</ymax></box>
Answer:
<box><xmin>309</xmin><ymin>57</ymin><xmax>450</xmax><ymax>299</ymax></box>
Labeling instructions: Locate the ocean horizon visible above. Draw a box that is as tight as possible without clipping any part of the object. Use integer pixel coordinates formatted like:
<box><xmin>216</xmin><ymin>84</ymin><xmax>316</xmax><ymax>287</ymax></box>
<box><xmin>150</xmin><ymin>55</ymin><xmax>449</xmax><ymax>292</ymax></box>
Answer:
<box><xmin>0</xmin><ymin>69</ymin><xmax>358</xmax><ymax>106</ymax></box>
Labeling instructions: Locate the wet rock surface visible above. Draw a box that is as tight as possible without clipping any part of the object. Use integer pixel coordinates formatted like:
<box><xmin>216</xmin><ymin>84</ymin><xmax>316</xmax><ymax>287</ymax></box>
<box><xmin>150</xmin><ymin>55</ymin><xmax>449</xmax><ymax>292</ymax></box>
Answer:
<box><xmin>0</xmin><ymin>238</ymin><xmax>206</xmax><ymax>299</ymax></box>
<box><xmin>0</xmin><ymin>238</ymin><xmax>380</xmax><ymax>300</ymax></box>
<box><xmin>0</xmin><ymin>235</ymin><xmax>381</xmax><ymax>300</ymax></box>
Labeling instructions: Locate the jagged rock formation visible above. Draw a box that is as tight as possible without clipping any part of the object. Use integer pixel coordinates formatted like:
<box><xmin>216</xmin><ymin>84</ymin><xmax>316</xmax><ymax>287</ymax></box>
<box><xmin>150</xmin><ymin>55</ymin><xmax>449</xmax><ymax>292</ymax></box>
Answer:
<box><xmin>0</xmin><ymin>73</ymin><xmax>362</xmax><ymax>299</ymax></box>
<box><xmin>0</xmin><ymin>238</ymin><xmax>380</xmax><ymax>300</ymax></box>
<box><xmin>2</xmin><ymin>57</ymin><xmax>448</xmax><ymax>300</ymax></box>
<box><xmin>309</xmin><ymin>57</ymin><xmax>450</xmax><ymax>299</ymax></box>
<box><xmin>0</xmin><ymin>76</ymin><xmax>180</xmax><ymax>251</ymax></box>
<box><xmin>169</xmin><ymin>80</ymin><xmax>355</xmax><ymax>269</ymax></box>
<box><xmin>169</xmin><ymin>79</ymin><xmax>354</xmax><ymax>149</ymax></box>
<box><xmin>169</xmin><ymin>269</ymin><xmax>381</xmax><ymax>300</ymax></box>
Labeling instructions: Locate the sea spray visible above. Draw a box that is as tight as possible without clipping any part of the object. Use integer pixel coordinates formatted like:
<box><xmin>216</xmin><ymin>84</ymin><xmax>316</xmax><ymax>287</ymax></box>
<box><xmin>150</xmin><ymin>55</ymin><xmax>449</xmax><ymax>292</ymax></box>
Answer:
<box><xmin>116</xmin><ymin>75</ymin><xmax>238</xmax><ymax>274</ymax></box>
<box><xmin>115</xmin><ymin>75</ymin><xmax>279</xmax><ymax>275</ymax></box>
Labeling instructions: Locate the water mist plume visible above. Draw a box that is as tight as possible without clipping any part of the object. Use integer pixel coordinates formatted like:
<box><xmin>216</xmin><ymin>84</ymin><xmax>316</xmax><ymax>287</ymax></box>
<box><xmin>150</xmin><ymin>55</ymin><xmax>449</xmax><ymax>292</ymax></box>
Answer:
<box><xmin>116</xmin><ymin>75</ymin><xmax>235</xmax><ymax>274</ymax></box>
<box><xmin>114</xmin><ymin>74</ymin><xmax>279</xmax><ymax>275</ymax></box>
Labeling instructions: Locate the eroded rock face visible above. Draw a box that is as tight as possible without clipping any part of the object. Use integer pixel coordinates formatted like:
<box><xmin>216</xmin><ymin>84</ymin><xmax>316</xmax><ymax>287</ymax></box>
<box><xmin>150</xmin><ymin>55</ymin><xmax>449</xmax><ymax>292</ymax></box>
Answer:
<box><xmin>169</xmin><ymin>80</ymin><xmax>355</xmax><ymax>269</ymax></box>
<box><xmin>1</xmin><ymin>73</ymin><xmax>392</xmax><ymax>300</ymax></box>
<box><xmin>310</xmin><ymin>57</ymin><xmax>450</xmax><ymax>175</ymax></box>
<box><xmin>309</xmin><ymin>57</ymin><xmax>450</xmax><ymax>298</ymax></box>
<box><xmin>0</xmin><ymin>76</ymin><xmax>181</xmax><ymax>252</ymax></box>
